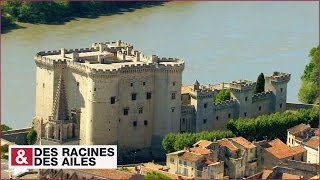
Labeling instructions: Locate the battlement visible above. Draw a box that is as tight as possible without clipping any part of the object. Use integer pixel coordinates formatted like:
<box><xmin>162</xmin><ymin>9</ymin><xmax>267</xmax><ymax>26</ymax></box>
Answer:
<box><xmin>34</xmin><ymin>40</ymin><xmax>184</xmax><ymax>75</ymax></box>
<box><xmin>252</xmin><ymin>90</ymin><xmax>273</xmax><ymax>102</ymax></box>
<box><xmin>181</xmin><ymin>105</ymin><xmax>195</xmax><ymax>114</ymax></box>
<box><xmin>213</xmin><ymin>99</ymin><xmax>237</xmax><ymax>110</ymax></box>
<box><xmin>229</xmin><ymin>80</ymin><xmax>256</xmax><ymax>91</ymax></box>
<box><xmin>267</xmin><ymin>72</ymin><xmax>291</xmax><ymax>83</ymax></box>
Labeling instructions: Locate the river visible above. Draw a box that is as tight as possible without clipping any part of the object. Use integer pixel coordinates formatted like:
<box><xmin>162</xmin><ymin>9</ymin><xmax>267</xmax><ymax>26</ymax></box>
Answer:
<box><xmin>2</xmin><ymin>1</ymin><xmax>318</xmax><ymax>128</ymax></box>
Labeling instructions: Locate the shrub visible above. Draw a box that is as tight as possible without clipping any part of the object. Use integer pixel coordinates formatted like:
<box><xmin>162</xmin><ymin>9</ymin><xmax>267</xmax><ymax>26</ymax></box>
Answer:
<box><xmin>1</xmin><ymin>144</ymin><xmax>9</xmax><ymax>153</ymax></box>
<box><xmin>144</xmin><ymin>171</ymin><xmax>170</xmax><ymax>179</ymax></box>
<box><xmin>215</xmin><ymin>89</ymin><xmax>231</xmax><ymax>103</ymax></box>
<box><xmin>27</xmin><ymin>128</ymin><xmax>37</xmax><ymax>145</ymax></box>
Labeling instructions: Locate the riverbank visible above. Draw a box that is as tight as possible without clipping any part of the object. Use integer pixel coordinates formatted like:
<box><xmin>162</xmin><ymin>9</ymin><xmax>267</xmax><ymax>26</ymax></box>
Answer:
<box><xmin>1</xmin><ymin>1</ymin><xmax>165</xmax><ymax>33</ymax></box>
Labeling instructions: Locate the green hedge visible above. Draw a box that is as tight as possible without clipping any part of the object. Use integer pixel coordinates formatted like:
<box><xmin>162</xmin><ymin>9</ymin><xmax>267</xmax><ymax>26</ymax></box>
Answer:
<box><xmin>227</xmin><ymin>107</ymin><xmax>318</xmax><ymax>141</ymax></box>
<box><xmin>162</xmin><ymin>130</ymin><xmax>235</xmax><ymax>153</ymax></box>
<box><xmin>144</xmin><ymin>171</ymin><xmax>170</xmax><ymax>179</ymax></box>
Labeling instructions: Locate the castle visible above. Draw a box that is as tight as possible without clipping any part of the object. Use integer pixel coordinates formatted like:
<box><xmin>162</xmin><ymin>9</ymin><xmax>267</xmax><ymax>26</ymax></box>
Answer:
<box><xmin>32</xmin><ymin>40</ymin><xmax>290</xmax><ymax>156</ymax></box>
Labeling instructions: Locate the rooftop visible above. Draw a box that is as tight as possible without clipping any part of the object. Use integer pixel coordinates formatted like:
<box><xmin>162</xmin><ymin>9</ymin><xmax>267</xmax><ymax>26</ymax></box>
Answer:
<box><xmin>287</xmin><ymin>123</ymin><xmax>310</xmax><ymax>134</ymax></box>
<box><xmin>264</xmin><ymin>139</ymin><xmax>306</xmax><ymax>159</ymax></box>
<box><xmin>81</xmin><ymin>169</ymin><xmax>137</xmax><ymax>179</ymax></box>
<box><xmin>304</xmin><ymin>136</ymin><xmax>319</xmax><ymax>149</ymax></box>
<box><xmin>231</xmin><ymin>136</ymin><xmax>256</xmax><ymax>149</ymax></box>
<box><xmin>193</xmin><ymin>140</ymin><xmax>214</xmax><ymax>148</ymax></box>
<box><xmin>218</xmin><ymin>139</ymin><xmax>238</xmax><ymax>152</ymax></box>
<box><xmin>179</xmin><ymin>151</ymin><xmax>204</xmax><ymax>162</ymax></box>
<box><xmin>190</xmin><ymin>147</ymin><xmax>211</xmax><ymax>155</ymax></box>
<box><xmin>35</xmin><ymin>40</ymin><xmax>184</xmax><ymax>71</ymax></box>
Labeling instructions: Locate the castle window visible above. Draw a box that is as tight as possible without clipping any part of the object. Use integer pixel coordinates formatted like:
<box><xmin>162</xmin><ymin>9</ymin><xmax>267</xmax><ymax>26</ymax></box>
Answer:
<box><xmin>43</xmin><ymin>83</ymin><xmax>45</xmax><ymax>88</ymax></box>
<box><xmin>171</xmin><ymin>92</ymin><xmax>176</xmax><ymax>100</ymax></box>
<box><xmin>144</xmin><ymin>120</ymin><xmax>148</xmax><ymax>126</ymax></box>
<box><xmin>130</xmin><ymin>83</ymin><xmax>133</xmax><ymax>87</ymax></box>
<box><xmin>244</xmin><ymin>112</ymin><xmax>247</xmax><ymax>117</ymax></box>
<box><xmin>259</xmin><ymin>106</ymin><xmax>262</xmax><ymax>111</ymax></box>
<box><xmin>216</xmin><ymin>116</ymin><xmax>219</xmax><ymax>120</ymax></box>
<box><xmin>123</xmin><ymin>108</ymin><xmax>129</xmax><ymax>116</ymax></box>
<box><xmin>279</xmin><ymin>103</ymin><xmax>282</xmax><ymax>108</ymax></box>
<box><xmin>204</xmin><ymin>103</ymin><xmax>207</xmax><ymax>108</ymax></box>
<box><xmin>132</xmin><ymin>93</ymin><xmax>137</xmax><ymax>101</ymax></box>
<box><xmin>281</xmin><ymin>88</ymin><xmax>283</xmax><ymax>93</ymax></box>
<box><xmin>143</xmin><ymin>82</ymin><xmax>146</xmax><ymax>86</ymax></box>
<box><xmin>146</xmin><ymin>92</ymin><xmax>152</xmax><ymax>99</ymax></box>
<box><xmin>171</xmin><ymin>107</ymin><xmax>175</xmax><ymax>112</ymax></box>
<box><xmin>138</xmin><ymin>107</ymin><xmax>143</xmax><ymax>114</ymax></box>
<box><xmin>77</xmin><ymin>82</ymin><xmax>79</xmax><ymax>87</ymax></box>
<box><xmin>109</xmin><ymin>129</ymin><xmax>110</xmax><ymax>131</ymax></box>
<box><xmin>173</xmin><ymin>81</ymin><xmax>176</xmax><ymax>86</ymax></box>
<box><xmin>182</xmin><ymin>118</ymin><xmax>185</xmax><ymax>123</ymax></box>
<box><xmin>188</xmin><ymin>96</ymin><xmax>191</xmax><ymax>100</ymax></box>
<box><xmin>170</xmin><ymin>157</ymin><xmax>174</xmax><ymax>164</ymax></box>
<box><xmin>203</xmin><ymin>119</ymin><xmax>207</xmax><ymax>124</ymax></box>
<box><xmin>110</xmin><ymin>96</ymin><xmax>116</xmax><ymax>104</ymax></box>
<box><xmin>228</xmin><ymin>113</ymin><xmax>231</xmax><ymax>118</ymax></box>
<box><xmin>133</xmin><ymin>121</ymin><xmax>137</xmax><ymax>127</ymax></box>
<box><xmin>94</xmin><ymin>87</ymin><xmax>96</xmax><ymax>91</ymax></box>
<box><xmin>245</xmin><ymin>97</ymin><xmax>248</xmax><ymax>101</ymax></box>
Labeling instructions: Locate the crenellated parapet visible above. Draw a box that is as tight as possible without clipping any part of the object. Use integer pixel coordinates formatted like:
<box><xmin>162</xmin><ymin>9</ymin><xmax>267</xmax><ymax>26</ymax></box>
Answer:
<box><xmin>266</xmin><ymin>72</ymin><xmax>291</xmax><ymax>83</ymax></box>
<box><xmin>190</xmin><ymin>89</ymin><xmax>216</xmax><ymax>99</ymax></box>
<box><xmin>34</xmin><ymin>40</ymin><xmax>184</xmax><ymax>77</ymax></box>
<box><xmin>213</xmin><ymin>99</ymin><xmax>237</xmax><ymax>110</ymax></box>
<box><xmin>181</xmin><ymin>105</ymin><xmax>196</xmax><ymax>114</ymax></box>
<box><xmin>252</xmin><ymin>91</ymin><xmax>273</xmax><ymax>102</ymax></box>
<box><xmin>229</xmin><ymin>80</ymin><xmax>256</xmax><ymax>92</ymax></box>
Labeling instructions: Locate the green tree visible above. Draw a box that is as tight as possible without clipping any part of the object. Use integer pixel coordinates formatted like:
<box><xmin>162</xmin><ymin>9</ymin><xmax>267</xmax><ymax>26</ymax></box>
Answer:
<box><xmin>1</xmin><ymin>124</ymin><xmax>12</xmax><ymax>131</ymax></box>
<box><xmin>254</xmin><ymin>73</ymin><xmax>265</xmax><ymax>94</ymax></box>
<box><xmin>298</xmin><ymin>46</ymin><xmax>319</xmax><ymax>104</ymax></box>
<box><xmin>215</xmin><ymin>89</ymin><xmax>231</xmax><ymax>103</ymax></box>
<box><xmin>1</xmin><ymin>144</ymin><xmax>9</xmax><ymax>153</ymax></box>
<box><xmin>27</xmin><ymin>128</ymin><xmax>37</xmax><ymax>145</ymax></box>
<box><xmin>144</xmin><ymin>171</ymin><xmax>170</xmax><ymax>179</ymax></box>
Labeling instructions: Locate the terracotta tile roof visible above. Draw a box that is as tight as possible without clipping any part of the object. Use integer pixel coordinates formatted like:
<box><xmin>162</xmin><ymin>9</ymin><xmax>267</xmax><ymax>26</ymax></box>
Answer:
<box><xmin>304</xmin><ymin>136</ymin><xmax>319</xmax><ymax>149</ymax></box>
<box><xmin>194</xmin><ymin>140</ymin><xmax>213</xmax><ymax>148</ymax></box>
<box><xmin>291</xmin><ymin>145</ymin><xmax>307</xmax><ymax>154</ymax></box>
<box><xmin>82</xmin><ymin>169</ymin><xmax>137</xmax><ymax>179</ymax></box>
<box><xmin>179</xmin><ymin>151</ymin><xmax>204</xmax><ymax>162</ymax></box>
<box><xmin>218</xmin><ymin>139</ymin><xmax>238</xmax><ymax>152</ymax></box>
<box><xmin>261</xmin><ymin>169</ymin><xmax>273</xmax><ymax>179</ymax></box>
<box><xmin>190</xmin><ymin>147</ymin><xmax>211</xmax><ymax>155</ymax></box>
<box><xmin>265</xmin><ymin>139</ymin><xmax>306</xmax><ymax>159</ymax></box>
<box><xmin>281</xmin><ymin>173</ymin><xmax>300</xmax><ymax>179</ymax></box>
<box><xmin>181</xmin><ymin>85</ymin><xmax>193</xmax><ymax>94</ymax></box>
<box><xmin>287</xmin><ymin>123</ymin><xmax>310</xmax><ymax>134</ymax></box>
<box><xmin>231</xmin><ymin>136</ymin><xmax>256</xmax><ymax>149</ymax></box>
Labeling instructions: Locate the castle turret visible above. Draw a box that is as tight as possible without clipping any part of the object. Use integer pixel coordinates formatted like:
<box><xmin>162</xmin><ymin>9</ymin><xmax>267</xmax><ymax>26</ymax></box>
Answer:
<box><xmin>265</xmin><ymin>72</ymin><xmax>291</xmax><ymax>112</ymax></box>
<box><xmin>230</xmin><ymin>80</ymin><xmax>256</xmax><ymax>119</ymax></box>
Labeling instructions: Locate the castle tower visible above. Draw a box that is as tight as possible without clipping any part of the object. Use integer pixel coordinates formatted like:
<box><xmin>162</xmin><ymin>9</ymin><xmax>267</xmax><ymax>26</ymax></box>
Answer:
<box><xmin>229</xmin><ymin>80</ymin><xmax>256</xmax><ymax>119</ymax></box>
<box><xmin>265</xmin><ymin>72</ymin><xmax>291</xmax><ymax>113</ymax></box>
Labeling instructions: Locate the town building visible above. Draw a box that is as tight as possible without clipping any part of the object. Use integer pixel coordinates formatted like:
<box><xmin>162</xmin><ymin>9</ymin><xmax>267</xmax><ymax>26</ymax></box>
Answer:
<box><xmin>254</xmin><ymin>138</ymin><xmax>307</xmax><ymax>171</ymax></box>
<box><xmin>287</xmin><ymin>123</ymin><xmax>319</xmax><ymax>164</ymax></box>
<box><xmin>166</xmin><ymin>137</ymin><xmax>258</xmax><ymax>179</ymax></box>
<box><xmin>180</xmin><ymin>72</ymin><xmax>291</xmax><ymax>132</ymax></box>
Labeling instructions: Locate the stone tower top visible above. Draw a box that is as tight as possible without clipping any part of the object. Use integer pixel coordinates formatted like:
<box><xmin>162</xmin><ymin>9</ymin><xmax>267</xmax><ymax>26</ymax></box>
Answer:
<box><xmin>34</xmin><ymin>40</ymin><xmax>185</xmax><ymax>75</ymax></box>
<box><xmin>266</xmin><ymin>72</ymin><xmax>291</xmax><ymax>83</ymax></box>
<box><xmin>229</xmin><ymin>80</ymin><xmax>256</xmax><ymax>91</ymax></box>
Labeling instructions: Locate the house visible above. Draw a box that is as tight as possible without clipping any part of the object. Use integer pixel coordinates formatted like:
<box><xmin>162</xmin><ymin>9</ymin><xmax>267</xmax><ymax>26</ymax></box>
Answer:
<box><xmin>255</xmin><ymin>138</ymin><xmax>307</xmax><ymax>170</ymax></box>
<box><xmin>287</xmin><ymin>123</ymin><xmax>319</xmax><ymax>164</ymax></box>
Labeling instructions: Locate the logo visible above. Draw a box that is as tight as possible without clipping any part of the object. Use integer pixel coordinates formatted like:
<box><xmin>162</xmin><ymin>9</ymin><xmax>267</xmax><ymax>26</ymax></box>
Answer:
<box><xmin>9</xmin><ymin>145</ymin><xmax>117</xmax><ymax>169</ymax></box>
<box><xmin>10</xmin><ymin>148</ymin><xmax>33</xmax><ymax>166</ymax></box>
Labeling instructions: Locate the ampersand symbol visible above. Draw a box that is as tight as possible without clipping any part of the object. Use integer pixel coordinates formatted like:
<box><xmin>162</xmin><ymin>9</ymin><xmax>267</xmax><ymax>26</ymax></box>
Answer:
<box><xmin>15</xmin><ymin>149</ymin><xmax>28</xmax><ymax>165</ymax></box>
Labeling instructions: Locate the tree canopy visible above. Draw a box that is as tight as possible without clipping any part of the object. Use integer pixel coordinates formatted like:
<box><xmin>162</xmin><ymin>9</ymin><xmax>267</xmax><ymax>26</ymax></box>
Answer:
<box><xmin>27</xmin><ymin>128</ymin><xmax>37</xmax><ymax>145</ymax></box>
<box><xmin>215</xmin><ymin>89</ymin><xmax>231</xmax><ymax>103</ymax></box>
<box><xmin>162</xmin><ymin>130</ymin><xmax>235</xmax><ymax>153</ymax></box>
<box><xmin>1</xmin><ymin>124</ymin><xmax>12</xmax><ymax>131</ymax></box>
<box><xmin>254</xmin><ymin>73</ymin><xmax>265</xmax><ymax>94</ymax></box>
<box><xmin>144</xmin><ymin>171</ymin><xmax>170</xmax><ymax>179</ymax></box>
<box><xmin>298</xmin><ymin>46</ymin><xmax>319</xmax><ymax>104</ymax></box>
